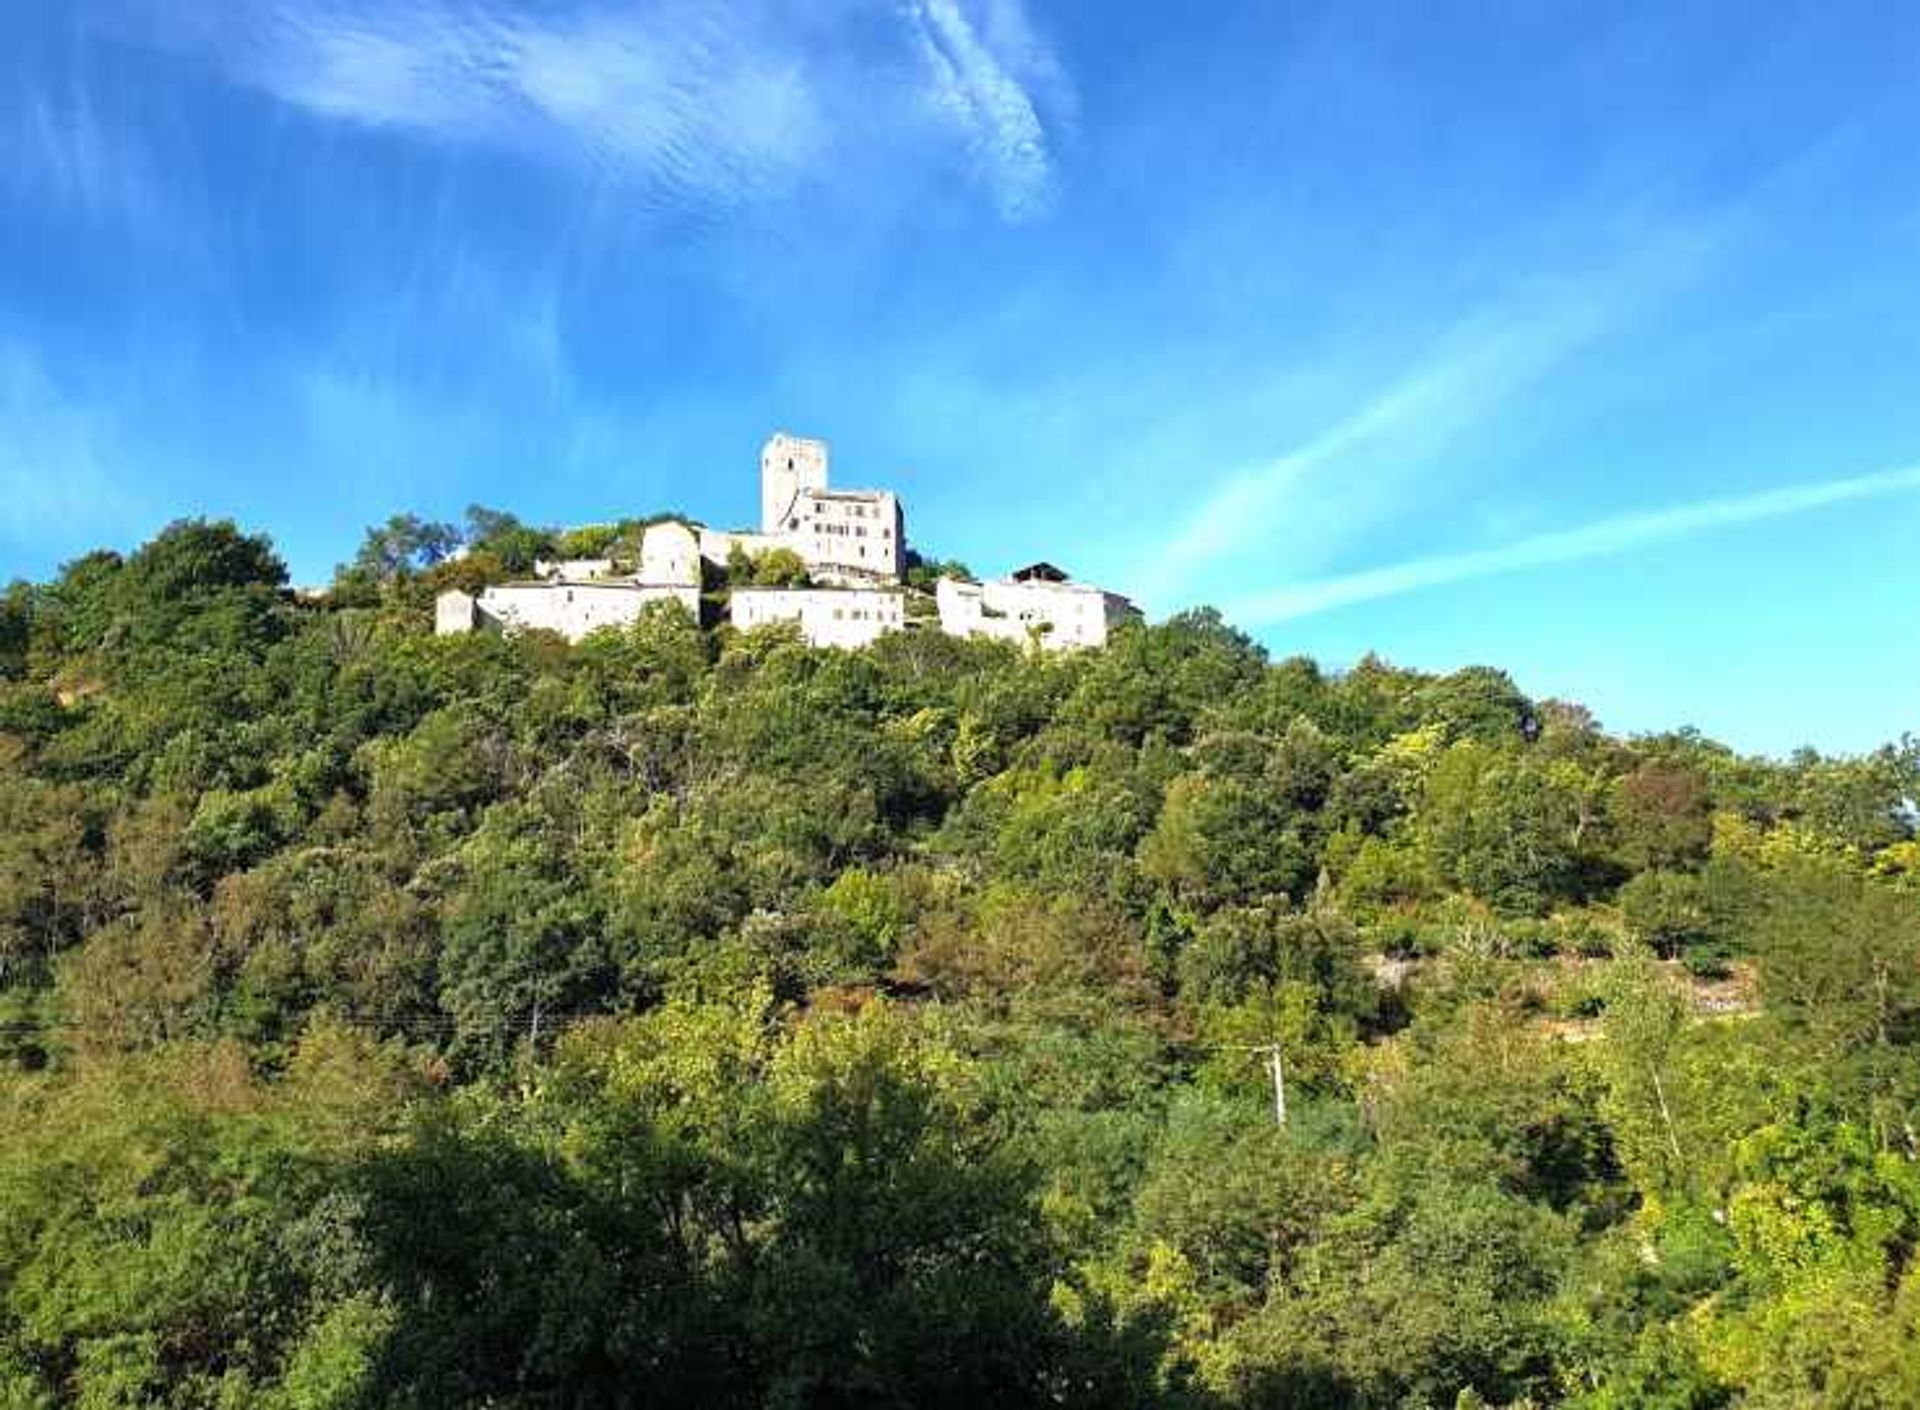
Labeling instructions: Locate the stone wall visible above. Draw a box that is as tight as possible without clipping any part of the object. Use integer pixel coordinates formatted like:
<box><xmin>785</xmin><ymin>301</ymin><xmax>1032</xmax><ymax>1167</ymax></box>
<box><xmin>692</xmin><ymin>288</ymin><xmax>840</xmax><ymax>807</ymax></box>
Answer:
<box><xmin>936</xmin><ymin>575</ymin><xmax>1137</xmax><ymax>651</ymax></box>
<box><xmin>731</xmin><ymin>586</ymin><xmax>906</xmax><ymax>649</ymax></box>
<box><xmin>440</xmin><ymin>582</ymin><xmax>700</xmax><ymax>642</ymax></box>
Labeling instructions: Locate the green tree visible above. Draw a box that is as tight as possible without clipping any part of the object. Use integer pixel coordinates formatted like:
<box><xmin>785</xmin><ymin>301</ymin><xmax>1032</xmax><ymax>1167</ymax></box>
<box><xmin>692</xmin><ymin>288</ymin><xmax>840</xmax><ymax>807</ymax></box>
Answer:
<box><xmin>904</xmin><ymin>552</ymin><xmax>974</xmax><ymax>591</ymax></box>
<box><xmin>1418</xmin><ymin>741</ymin><xmax>1603</xmax><ymax>915</ymax></box>
<box><xmin>438</xmin><ymin>804</ymin><xmax>615</xmax><ymax>1061</ymax></box>
<box><xmin>1751</xmin><ymin>859</ymin><xmax>1920</xmax><ymax>1148</ymax></box>
<box><xmin>1176</xmin><ymin>901</ymin><xmax>1373</xmax><ymax>1022</ymax></box>
<box><xmin>750</xmin><ymin>546</ymin><xmax>812</xmax><ymax>588</ymax></box>
<box><xmin>462</xmin><ymin>504</ymin><xmax>553</xmax><ymax>574</ymax></box>
<box><xmin>0</xmin><ymin>581</ymin><xmax>31</xmax><ymax>680</ymax></box>
<box><xmin>120</xmin><ymin>517</ymin><xmax>287</xmax><ymax>602</ymax></box>
<box><xmin>344</xmin><ymin>513</ymin><xmax>461</xmax><ymax>586</ymax></box>
<box><xmin>750</xmin><ymin>1003</ymin><xmax>1076</xmax><ymax>1409</ymax></box>
<box><xmin>551</xmin><ymin>522</ymin><xmax>620</xmax><ymax>560</ymax></box>
<box><xmin>0</xmin><ymin>775</ymin><xmax>91</xmax><ymax>990</ymax></box>
<box><xmin>1613</xmin><ymin>761</ymin><xmax>1714</xmax><ymax>873</ymax></box>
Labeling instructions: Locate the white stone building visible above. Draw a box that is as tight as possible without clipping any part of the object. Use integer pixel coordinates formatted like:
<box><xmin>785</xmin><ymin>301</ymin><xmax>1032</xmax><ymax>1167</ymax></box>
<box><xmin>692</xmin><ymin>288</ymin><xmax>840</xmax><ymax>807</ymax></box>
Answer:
<box><xmin>730</xmin><ymin>586</ymin><xmax>906</xmax><ymax>649</ymax></box>
<box><xmin>436</xmin><ymin>581</ymin><xmax>699</xmax><ymax>642</ymax></box>
<box><xmin>638</xmin><ymin>520</ymin><xmax>702</xmax><ymax>587</ymax></box>
<box><xmin>435</xmin><ymin>589</ymin><xmax>483</xmax><ymax>636</ymax></box>
<box><xmin>760</xmin><ymin>433</ymin><xmax>830</xmax><ymax>536</ymax></box>
<box><xmin>755</xmin><ymin>432</ymin><xmax>905</xmax><ymax>586</ymax></box>
<box><xmin>781</xmin><ymin>490</ymin><xmax>905</xmax><ymax>587</ymax></box>
<box><xmin>936</xmin><ymin>562</ymin><xmax>1138</xmax><ymax>651</ymax></box>
<box><xmin>436</xmin><ymin>520</ymin><xmax>705</xmax><ymax>642</ymax></box>
<box><xmin>434</xmin><ymin>431</ymin><xmax>1137</xmax><ymax>653</ymax></box>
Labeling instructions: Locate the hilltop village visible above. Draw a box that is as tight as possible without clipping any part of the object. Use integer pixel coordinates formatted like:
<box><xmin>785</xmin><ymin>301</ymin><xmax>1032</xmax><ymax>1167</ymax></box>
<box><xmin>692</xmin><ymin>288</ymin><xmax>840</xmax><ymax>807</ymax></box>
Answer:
<box><xmin>434</xmin><ymin>433</ymin><xmax>1139</xmax><ymax>650</ymax></box>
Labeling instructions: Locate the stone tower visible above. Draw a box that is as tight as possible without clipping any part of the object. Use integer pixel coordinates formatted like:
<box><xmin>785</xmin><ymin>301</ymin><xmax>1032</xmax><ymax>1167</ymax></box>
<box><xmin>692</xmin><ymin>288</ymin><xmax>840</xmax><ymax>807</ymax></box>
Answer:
<box><xmin>760</xmin><ymin>432</ymin><xmax>829</xmax><ymax>534</ymax></box>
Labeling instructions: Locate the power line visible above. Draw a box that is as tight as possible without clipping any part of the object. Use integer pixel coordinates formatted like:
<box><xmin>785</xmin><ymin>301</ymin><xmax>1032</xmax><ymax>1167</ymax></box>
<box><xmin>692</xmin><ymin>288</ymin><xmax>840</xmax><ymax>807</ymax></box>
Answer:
<box><xmin>0</xmin><ymin>1006</ymin><xmax>628</xmax><ymax>1043</ymax></box>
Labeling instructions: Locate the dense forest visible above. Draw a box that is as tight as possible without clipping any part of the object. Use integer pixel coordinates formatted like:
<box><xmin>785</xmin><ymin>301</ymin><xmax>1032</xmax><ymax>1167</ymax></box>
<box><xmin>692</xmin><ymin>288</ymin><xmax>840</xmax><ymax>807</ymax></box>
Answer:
<box><xmin>2</xmin><ymin>513</ymin><xmax>1918</xmax><ymax>1409</ymax></box>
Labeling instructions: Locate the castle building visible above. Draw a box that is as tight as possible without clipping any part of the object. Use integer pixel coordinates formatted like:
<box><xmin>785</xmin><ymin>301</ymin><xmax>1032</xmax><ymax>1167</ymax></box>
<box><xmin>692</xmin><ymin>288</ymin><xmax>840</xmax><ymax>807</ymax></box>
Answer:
<box><xmin>434</xmin><ymin>433</ymin><xmax>1135</xmax><ymax>650</ymax></box>
<box><xmin>936</xmin><ymin>562</ymin><xmax>1139</xmax><ymax>651</ymax></box>
<box><xmin>758</xmin><ymin>432</ymin><xmax>905</xmax><ymax>586</ymax></box>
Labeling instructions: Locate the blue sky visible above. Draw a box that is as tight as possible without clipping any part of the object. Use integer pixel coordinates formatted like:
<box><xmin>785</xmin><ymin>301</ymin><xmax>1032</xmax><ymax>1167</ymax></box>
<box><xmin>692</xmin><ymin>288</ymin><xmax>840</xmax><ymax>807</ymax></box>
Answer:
<box><xmin>3</xmin><ymin>1</ymin><xmax>1917</xmax><ymax>755</ymax></box>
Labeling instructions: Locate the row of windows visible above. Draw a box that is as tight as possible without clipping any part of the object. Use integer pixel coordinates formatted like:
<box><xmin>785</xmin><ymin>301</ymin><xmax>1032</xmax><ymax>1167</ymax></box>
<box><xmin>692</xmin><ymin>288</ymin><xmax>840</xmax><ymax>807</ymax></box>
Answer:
<box><xmin>814</xmin><ymin>522</ymin><xmax>865</xmax><ymax>536</ymax></box>
<box><xmin>806</xmin><ymin>499</ymin><xmax>893</xmax><ymax>520</ymax></box>
<box><xmin>810</xmin><ymin>540</ymin><xmax>898</xmax><ymax>562</ymax></box>
<box><xmin>802</xmin><ymin>517</ymin><xmax>893</xmax><ymax>536</ymax></box>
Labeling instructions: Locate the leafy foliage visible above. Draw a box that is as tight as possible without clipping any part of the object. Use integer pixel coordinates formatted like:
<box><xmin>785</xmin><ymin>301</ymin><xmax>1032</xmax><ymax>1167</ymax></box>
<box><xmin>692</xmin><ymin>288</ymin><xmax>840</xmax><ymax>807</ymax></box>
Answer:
<box><xmin>0</xmin><ymin>513</ymin><xmax>1915</xmax><ymax>1407</ymax></box>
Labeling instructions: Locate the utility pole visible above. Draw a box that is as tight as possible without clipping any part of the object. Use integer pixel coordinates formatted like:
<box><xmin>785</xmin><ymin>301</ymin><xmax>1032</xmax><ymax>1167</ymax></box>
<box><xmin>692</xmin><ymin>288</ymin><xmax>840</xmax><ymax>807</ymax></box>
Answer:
<box><xmin>1249</xmin><ymin>1043</ymin><xmax>1287</xmax><ymax>1128</ymax></box>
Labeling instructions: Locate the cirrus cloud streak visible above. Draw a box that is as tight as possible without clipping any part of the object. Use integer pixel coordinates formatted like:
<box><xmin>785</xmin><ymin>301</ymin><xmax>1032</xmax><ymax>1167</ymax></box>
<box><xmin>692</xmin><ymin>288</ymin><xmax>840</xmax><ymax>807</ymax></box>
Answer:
<box><xmin>1226</xmin><ymin>461</ymin><xmax>1920</xmax><ymax>624</ymax></box>
<box><xmin>101</xmin><ymin>0</ymin><xmax>1070</xmax><ymax>221</ymax></box>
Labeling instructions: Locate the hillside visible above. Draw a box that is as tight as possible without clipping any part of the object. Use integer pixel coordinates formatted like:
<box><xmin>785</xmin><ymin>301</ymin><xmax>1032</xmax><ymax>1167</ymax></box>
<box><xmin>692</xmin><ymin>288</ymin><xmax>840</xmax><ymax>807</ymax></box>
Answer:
<box><xmin>2</xmin><ymin>515</ymin><xmax>1918</xmax><ymax>1408</ymax></box>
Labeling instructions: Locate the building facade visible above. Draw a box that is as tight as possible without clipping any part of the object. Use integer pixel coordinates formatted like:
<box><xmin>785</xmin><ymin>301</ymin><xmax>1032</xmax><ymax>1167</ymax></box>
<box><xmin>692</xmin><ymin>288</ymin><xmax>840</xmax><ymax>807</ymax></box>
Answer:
<box><xmin>638</xmin><ymin>520</ymin><xmax>702</xmax><ymax>588</ymax></box>
<box><xmin>751</xmin><ymin>432</ymin><xmax>905</xmax><ymax>586</ymax></box>
<box><xmin>437</xmin><ymin>582</ymin><xmax>700</xmax><ymax>642</ymax></box>
<box><xmin>936</xmin><ymin>562</ymin><xmax>1139</xmax><ymax>651</ymax></box>
<box><xmin>781</xmin><ymin>489</ymin><xmax>905</xmax><ymax>586</ymax></box>
<box><xmin>731</xmin><ymin>586</ymin><xmax>906</xmax><ymax>649</ymax></box>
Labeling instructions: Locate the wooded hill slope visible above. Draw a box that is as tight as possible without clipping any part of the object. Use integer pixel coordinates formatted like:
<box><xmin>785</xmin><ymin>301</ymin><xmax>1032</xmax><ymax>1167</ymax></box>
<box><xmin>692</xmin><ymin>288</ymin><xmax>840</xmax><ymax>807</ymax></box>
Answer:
<box><xmin>1</xmin><ymin>516</ymin><xmax>1917</xmax><ymax>1408</ymax></box>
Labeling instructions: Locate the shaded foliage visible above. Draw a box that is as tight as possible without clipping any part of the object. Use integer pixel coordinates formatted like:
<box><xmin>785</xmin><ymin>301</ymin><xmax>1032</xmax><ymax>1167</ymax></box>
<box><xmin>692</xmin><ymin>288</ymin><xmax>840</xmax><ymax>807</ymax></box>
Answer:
<box><xmin>0</xmin><ymin>513</ymin><xmax>1915</xmax><ymax>1407</ymax></box>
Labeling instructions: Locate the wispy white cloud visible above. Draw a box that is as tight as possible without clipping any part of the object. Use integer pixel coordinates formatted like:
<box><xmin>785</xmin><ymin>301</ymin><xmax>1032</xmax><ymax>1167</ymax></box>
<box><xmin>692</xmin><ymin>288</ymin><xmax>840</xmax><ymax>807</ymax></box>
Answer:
<box><xmin>1141</xmin><ymin>227</ymin><xmax>1720</xmax><ymax>608</ymax></box>
<box><xmin>12</xmin><ymin>85</ymin><xmax>118</xmax><ymax>211</ymax></box>
<box><xmin>1224</xmin><ymin>462</ymin><xmax>1920</xmax><ymax>624</ymax></box>
<box><xmin>1139</xmin><ymin>107</ymin><xmax>1888</xmax><ymax>620</ymax></box>
<box><xmin>226</xmin><ymin>2</ymin><xmax>825</xmax><ymax>210</ymax></box>
<box><xmin>2</xmin><ymin>73</ymin><xmax>182</xmax><ymax>246</ymax></box>
<box><xmin>1142</xmin><ymin>343</ymin><xmax>1541</xmax><ymax>599</ymax></box>
<box><xmin>907</xmin><ymin>0</ymin><xmax>1061</xmax><ymax>220</ymax></box>
<box><xmin>112</xmin><ymin>0</ymin><xmax>1068</xmax><ymax>220</ymax></box>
